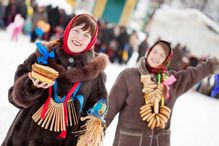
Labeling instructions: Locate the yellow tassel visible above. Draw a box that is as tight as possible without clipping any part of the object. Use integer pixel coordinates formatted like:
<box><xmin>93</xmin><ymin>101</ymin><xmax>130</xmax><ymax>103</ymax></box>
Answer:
<box><xmin>144</xmin><ymin>95</ymin><xmax>148</xmax><ymax>104</ymax></box>
<box><xmin>32</xmin><ymin>99</ymin><xmax>77</xmax><ymax>132</ymax></box>
<box><xmin>161</xmin><ymin>96</ymin><xmax>164</xmax><ymax>106</ymax></box>
<box><xmin>76</xmin><ymin>116</ymin><xmax>104</xmax><ymax>146</ymax></box>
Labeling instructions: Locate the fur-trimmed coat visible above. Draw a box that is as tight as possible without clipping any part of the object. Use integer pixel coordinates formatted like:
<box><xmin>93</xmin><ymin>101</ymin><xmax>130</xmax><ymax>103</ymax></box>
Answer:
<box><xmin>106</xmin><ymin>57</ymin><xmax>219</xmax><ymax>146</ymax></box>
<box><xmin>1</xmin><ymin>42</ymin><xmax>108</xmax><ymax>146</ymax></box>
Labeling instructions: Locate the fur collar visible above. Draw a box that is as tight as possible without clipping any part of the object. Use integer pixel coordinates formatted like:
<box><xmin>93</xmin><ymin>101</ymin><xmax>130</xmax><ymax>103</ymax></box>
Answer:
<box><xmin>56</xmin><ymin>47</ymin><xmax>94</xmax><ymax>67</ymax></box>
<box><xmin>49</xmin><ymin>48</ymin><xmax>109</xmax><ymax>83</ymax></box>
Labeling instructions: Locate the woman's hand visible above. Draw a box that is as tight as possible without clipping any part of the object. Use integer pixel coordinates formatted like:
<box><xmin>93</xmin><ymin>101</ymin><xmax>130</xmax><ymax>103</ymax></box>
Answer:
<box><xmin>28</xmin><ymin>72</ymin><xmax>54</xmax><ymax>89</ymax></box>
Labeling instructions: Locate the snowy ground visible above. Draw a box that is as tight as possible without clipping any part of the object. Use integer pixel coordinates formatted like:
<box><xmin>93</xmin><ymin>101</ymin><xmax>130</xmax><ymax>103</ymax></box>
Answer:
<box><xmin>0</xmin><ymin>30</ymin><xmax>219</xmax><ymax>146</ymax></box>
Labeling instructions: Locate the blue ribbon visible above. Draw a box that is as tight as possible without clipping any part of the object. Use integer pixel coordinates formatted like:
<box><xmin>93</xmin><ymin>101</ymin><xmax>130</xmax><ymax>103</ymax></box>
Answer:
<box><xmin>35</xmin><ymin>27</ymin><xmax>44</xmax><ymax>36</ymax></box>
<box><xmin>124</xmin><ymin>43</ymin><xmax>129</xmax><ymax>51</ymax></box>
<box><xmin>73</xmin><ymin>94</ymin><xmax>84</xmax><ymax>112</ymax></box>
<box><xmin>71</xmin><ymin>83</ymin><xmax>84</xmax><ymax>112</ymax></box>
<box><xmin>87</xmin><ymin>98</ymin><xmax>108</xmax><ymax>123</ymax></box>
<box><xmin>53</xmin><ymin>81</ymin><xmax>84</xmax><ymax>111</ymax></box>
<box><xmin>36</xmin><ymin>42</ymin><xmax>55</xmax><ymax>65</ymax></box>
<box><xmin>53</xmin><ymin>80</ymin><xmax>65</xmax><ymax>103</ymax></box>
<box><xmin>211</xmin><ymin>74</ymin><xmax>219</xmax><ymax>97</ymax></box>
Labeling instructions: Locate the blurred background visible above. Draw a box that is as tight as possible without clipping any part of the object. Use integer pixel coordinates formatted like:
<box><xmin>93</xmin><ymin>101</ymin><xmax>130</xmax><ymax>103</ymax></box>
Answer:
<box><xmin>1</xmin><ymin>0</ymin><xmax>219</xmax><ymax>146</ymax></box>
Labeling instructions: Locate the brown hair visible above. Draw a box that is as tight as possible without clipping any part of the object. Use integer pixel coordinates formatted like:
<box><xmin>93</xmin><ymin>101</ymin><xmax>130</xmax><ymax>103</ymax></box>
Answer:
<box><xmin>71</xmin><ymin>14</ymin><xmax>97</xmax><ymax>38</ymax></box>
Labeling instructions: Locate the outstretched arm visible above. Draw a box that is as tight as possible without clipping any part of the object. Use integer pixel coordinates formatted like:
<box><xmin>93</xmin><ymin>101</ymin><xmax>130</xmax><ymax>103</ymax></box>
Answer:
<box><xmin>172</xmin><ymin>57</ymin><xmax>219</xmax><ymax>98</ymax></box>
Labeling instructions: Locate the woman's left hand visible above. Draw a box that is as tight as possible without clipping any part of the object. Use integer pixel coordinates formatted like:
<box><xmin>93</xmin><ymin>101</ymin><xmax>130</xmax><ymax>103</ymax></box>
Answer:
<box><xmin>28</xmin><ymin>72</ymin><xmax>54</xmax><ymax>89</ymax></box>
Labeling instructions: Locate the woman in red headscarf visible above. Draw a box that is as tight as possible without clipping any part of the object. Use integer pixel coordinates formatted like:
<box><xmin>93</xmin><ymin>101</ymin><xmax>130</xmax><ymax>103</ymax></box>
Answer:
<box><xmin>105</xmin><ymin>40</ymin><xmax>219</xmax><ymax>146</ymax></box>
<box><xmin>2</xmin><ymin>14</ymin><xmax>108</xmax><ymax>146</ymax></box>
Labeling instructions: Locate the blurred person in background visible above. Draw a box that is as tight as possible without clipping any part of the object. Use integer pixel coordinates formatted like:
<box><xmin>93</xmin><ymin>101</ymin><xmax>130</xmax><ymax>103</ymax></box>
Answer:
<box><xmin>0</xmin><ymin>0</ymin><xmax>7</xmax><ymax>28</ymax></box>
<box><xmin>129</xmin><ymin>30</ymin><xmax>139</xmax><ymax>52</ymax></box>
<box><xmin>30</xmin><ymin>4</ymin><xmax>48</xmax><ymax>42</ymax></box>
<box><xmin>117</xmin><ymin>26</ymin><xmax>129</xmax><ymax>64</ymax></box>
<box><xmin>169</xmin><ymin>43</ymin><xmax>184</xmax><ymax>71</ymax></box>
<box><xmin>15</xmin><ymin>0</ymin><xmax>27</xmax><ymax>20</ymax></box>
<box><xmin>137</xmin><ymin>33</ymin><xmax>149</xmax><ymax>62</ymax></box>
<box><xmin>127</xmin><ymin>30</ymin><xmax>138</xmax><ymax>63</ymax></box>
<box><xmin>210</xmin><ymin>74</ymin><xmax>219</xmax><ymax>99</ymax></box>
<box><xmin>3</xmin><ymin>0</ymin><xmax>18</xmax><ymax>27</ymax></box>
<box><xmin>45</xmin><ymin>5</ymin><xmax>60</xmax><ymax>40</ymax></box>
<box><xmin>107</xmin><ymin>39</ymin><xmax>118</xmax><ymax>63</ymax></box>
<box><xmin>6</xmin><ymin>13</ymin><xmax>24</xmax><ymax>41</ymax></box>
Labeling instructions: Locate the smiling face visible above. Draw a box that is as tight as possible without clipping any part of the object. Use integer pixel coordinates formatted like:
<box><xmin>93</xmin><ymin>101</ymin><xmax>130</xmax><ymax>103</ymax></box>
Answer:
<box><xmin>67</xmin><ymin>24</ymin><xmax>92</xmax><ymax>53</ymax></box>
<box><xmin>146</xmin><ymin>44</ymin><xmax>168</xmax><ymax>68</ymax></box>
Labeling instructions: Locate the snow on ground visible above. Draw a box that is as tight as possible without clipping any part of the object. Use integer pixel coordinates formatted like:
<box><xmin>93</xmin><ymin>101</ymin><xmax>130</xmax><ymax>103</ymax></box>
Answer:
<box><xmin>0</xmin><ymin>29</ymin><xmax>219</xmax><ymax>146</ymax></box>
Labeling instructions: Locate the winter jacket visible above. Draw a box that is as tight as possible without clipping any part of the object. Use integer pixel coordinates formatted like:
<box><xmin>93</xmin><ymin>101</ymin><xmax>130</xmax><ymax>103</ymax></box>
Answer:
<box><xmin>106</xmin><ymin>57</ymin><xmax>219</xmax><ymax>146</ymax></box>
<box><xmin>1</xmin><ymin>42</ymin><xmax>108</xmax><ymax>146</ymax></box>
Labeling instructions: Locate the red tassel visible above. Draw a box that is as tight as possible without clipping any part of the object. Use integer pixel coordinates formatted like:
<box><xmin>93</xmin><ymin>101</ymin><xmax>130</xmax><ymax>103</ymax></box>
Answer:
<box><xmin>41</xmin><ymin>86</ymin><xmax>52</xmax><ymax>119</ymax></box>
<box><xmin>57</xmin><ymin>82</ymin><xmax>80</xmax><ymax>139</ymax></box>
<box><xmin>63</xmin><ymin>82</ymin><xmax>80</xmax><ymax>125</ymax></box>
<box><xmin>64</xmin><ymin>103</ymin><xmax>68</xmax><ymax>125</ymax></box>
<box><xmin>57</xmin><ymin>130</ymin><xmax>66</xmax><ymax>139</ymax></box>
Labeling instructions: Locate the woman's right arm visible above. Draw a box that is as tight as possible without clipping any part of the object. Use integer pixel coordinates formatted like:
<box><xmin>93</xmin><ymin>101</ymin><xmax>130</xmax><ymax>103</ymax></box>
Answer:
<box><xmin>8</xmin><ymin>53</ymin><xmax>44</xmax><ymax>109</ymax></box>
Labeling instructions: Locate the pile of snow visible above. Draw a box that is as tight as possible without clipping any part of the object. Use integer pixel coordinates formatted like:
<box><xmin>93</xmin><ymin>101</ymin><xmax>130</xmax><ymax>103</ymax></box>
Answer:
<box><xmin>147</xmin><ymin>6</ymin><xmax>219</xmax><ymax>57</ymax></box>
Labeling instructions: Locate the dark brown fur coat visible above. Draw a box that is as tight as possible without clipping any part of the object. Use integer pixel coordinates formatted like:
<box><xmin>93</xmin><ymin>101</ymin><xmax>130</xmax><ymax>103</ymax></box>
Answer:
<box><xmin>2</xmin><ymin>40</ymin><xmax>108</xmax><ymax>146</ymax></box>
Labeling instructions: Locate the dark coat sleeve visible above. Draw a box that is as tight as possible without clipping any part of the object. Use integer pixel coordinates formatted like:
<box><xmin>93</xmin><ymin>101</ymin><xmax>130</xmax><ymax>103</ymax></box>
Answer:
<box><xmin>105</xmin><ymin>69</ymin><xmax>128</xmax><ymax>127</ymax></box>
<box><xmin>172</xmin><ymin>57</ymin><xmax>219</xmax><ymax>98</ymax></box>
<box><xmin>83</xmin><ymin>72</ymin><xmax>108</xmax><ymax>114</ymax></box>
<box><xmin>8</xmin><ymin>53</ymin><xmax>44</xmax><ymax>109</ymax></box>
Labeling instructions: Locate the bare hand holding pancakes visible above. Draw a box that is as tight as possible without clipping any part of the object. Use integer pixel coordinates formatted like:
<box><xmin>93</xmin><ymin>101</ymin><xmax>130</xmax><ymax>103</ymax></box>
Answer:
<box><xmin>28</xmin><ymin>63</ymin><xmax>59</xmax><ymax>89</ymax></box>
